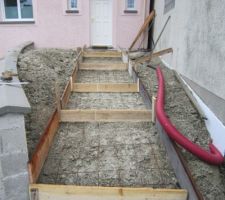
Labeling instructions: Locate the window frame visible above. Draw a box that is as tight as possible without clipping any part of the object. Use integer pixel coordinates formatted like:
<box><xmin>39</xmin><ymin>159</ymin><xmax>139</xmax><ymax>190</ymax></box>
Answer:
<box><xmin>126</xmin><ymin>0</ymin><xmax>136</xmax><ymax>11</ymax></box>
<box><xmin>1</xmin><ymin>0</ymin><xmax>34</xmax><ymax>22</ymax></box>
<box><xmin>68</xmin><ymin>0</ymin><xmax>78</xmax><ymax>11</ymax></box>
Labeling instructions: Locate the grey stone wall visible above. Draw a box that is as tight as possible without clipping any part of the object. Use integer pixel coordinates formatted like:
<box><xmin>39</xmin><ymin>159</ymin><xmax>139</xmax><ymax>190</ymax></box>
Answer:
<box><xmin>0</xmin><ymin>42</ymin><xmax>33</xmax><ymax>200</ymax></box>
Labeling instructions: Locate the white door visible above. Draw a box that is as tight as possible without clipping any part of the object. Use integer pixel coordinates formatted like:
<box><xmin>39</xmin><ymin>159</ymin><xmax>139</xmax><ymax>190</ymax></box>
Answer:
<box><xmin>91</xmin><ymin>0</ymin><xmax>112</xmax><ymax>46</ymax></box>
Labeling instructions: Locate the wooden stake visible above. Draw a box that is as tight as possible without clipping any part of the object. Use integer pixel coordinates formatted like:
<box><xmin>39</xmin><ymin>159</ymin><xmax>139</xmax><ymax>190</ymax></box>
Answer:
<box><xmin>152</xmin><ymin>96</ymin><xmax>157</xmax><ymax>123</ymax></box>
<box><xmin>70</xmin><ymin>76</ymin><xmax>73</xmax><ymax>91</ymax></box>
<box><xmin>54</xmin><ymin>82</ymin><xmax>61</xmax><ymax>118</ymax></box>
<box><xmin>137</xmin><ymin>78</ymin><xmax>140</xmax><ymax>92</ymax></box>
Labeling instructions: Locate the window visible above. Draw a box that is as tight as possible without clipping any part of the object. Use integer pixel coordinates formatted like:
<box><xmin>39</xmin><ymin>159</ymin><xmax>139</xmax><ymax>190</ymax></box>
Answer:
<box><xmin>1</xmin><ymin>0</ymin><xmax>33</xmax><ymax>21</ymax></box>
<box><xmin>126</xmin><ymin>0</ymin><xmax>135</xmax><ymax>10</ymax></box>
<box><xmin>68</xmin><ymin>0</ymin><xmax>78</xmax><ymax>10</ymax></box>
<box><xmin>164</xmin><ymin>0</ymin><xmax>175</xmax><ymax>14</ymax></box>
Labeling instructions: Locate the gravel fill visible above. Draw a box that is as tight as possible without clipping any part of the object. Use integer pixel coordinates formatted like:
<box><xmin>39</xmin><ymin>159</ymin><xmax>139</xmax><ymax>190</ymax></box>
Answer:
<box><xmin>136</xmin><ymin>57</ymin><xmax>225</xmax><ymax>200</ymax></box>
<box><xmin>37</xmin><ymin>54</ymin><xmax>178</xmax><ymax>188</ymax></box>
<box><xmin>76</xmin><ymin>70</ymin><xmax>134</xmax><ymax>83</ymax></box>
<box><xmin>38</xmin><ymin>122</ymin><xmax>178</xmax><ymax>188</ymax></box>
<box><xmin>18</xmin><ymin>48</ymin><xmax>77</xmax><ymax>158</ymax></box>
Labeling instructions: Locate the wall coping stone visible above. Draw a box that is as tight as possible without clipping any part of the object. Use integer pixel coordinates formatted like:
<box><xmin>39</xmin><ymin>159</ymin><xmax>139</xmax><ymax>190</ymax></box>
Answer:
<box><xmin>0</xmin><ymin>41</ymin><xmax>33</xmax><ymax>116</ymax></box>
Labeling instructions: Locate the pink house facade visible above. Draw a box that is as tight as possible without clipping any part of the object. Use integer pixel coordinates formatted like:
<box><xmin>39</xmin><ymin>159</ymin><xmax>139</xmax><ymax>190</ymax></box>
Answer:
<box><xmin>0</xmin><ymin>0</ymin><xmax>150</xmax><ymax>57</ymax></box>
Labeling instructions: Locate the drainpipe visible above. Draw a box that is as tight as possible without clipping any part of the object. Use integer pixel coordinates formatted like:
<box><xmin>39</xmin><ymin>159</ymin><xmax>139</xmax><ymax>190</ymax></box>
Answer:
<box><xmin>156</xmin><ymin>67</ymin><xmax>224</xmax><ymax>165</ymax></box>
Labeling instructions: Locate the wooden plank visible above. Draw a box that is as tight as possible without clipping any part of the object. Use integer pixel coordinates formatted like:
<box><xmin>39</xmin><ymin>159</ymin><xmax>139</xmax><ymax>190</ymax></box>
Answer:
<box><xmin>30</xmin><ymin>184</ymin><xmax>188</xmax><ymax>200</ymax></box>
<box><xmin>60</xmin><ymin>81</ymin><xmax>71</xmax><ymax>109</ymax></box>
<box><xmin>71</xmin><ymin>64</ymin><xmax>79</xmax><ymax>81</ymax></box>
<box><xmin>60</xmin><ymin>109</ymin><xmax>152</xmax><ymax>122</ymax></box>
<box><xmin>129</xmin><ymin>10</ymin><xmax>155</xmax><ymax>50</ymax></box>
<box><xmin>152</xmin><ymin>48</ymin><xmax>173</xmax><ymax>57</ymax></box>
<box><xmin>28</xmin><ymin>110</ymin><xmax>60</xmax><ymax>183</ymax></box>
<box><xmin>79</xmin><ymin>63</ymin><xmax>128</xmax><ymax>71</ymax></box>
<box><xmin>72</xmin><ymin>83</ymin><xmax>139</xmax><ymax>93</ymax></box>
<box><xmin>61</xmin><ymin>109</ymin><xmax>96</xmax><ymax>122</ymax></box>
<box><xmin>83</xmin><ymin>51</ymin><xmax>122</xmax><ymax>58</ymax></box>
<box><xmin>156</xmin><ymin>120</ymin><xmax>202</xmax><ymax>200</ymax></box>
<box><xmin>135</xmin><ymin>48</ymin><xmax>173</xmax><ymax>63</ymax></box>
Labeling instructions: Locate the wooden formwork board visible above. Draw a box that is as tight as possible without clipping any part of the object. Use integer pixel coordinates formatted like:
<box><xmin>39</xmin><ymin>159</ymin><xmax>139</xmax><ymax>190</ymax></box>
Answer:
<box><xmin>60</xmin><ymin>109</ymin><xmax>152</xmax><ymax>122</ymax></box>
<box><xmin>71</xmin><ymin>64</ymin><xmax>79</xmax><ymax>82</ymax></box>
<box><xmin>28</xmin><ymin>110</ymin><xmax>60</xmax><ymax>183</ymax></box>
<box><xmin>60</xmin><ymin>82</ymin><xmax>72</xmax><ymax>109</ymax></box>
<box><xmin>30</xmin><ymin>184</ymin><xmax>188</xmax><ymax>200</ymax></box>
<box><xmin>79</xmin><ymin>63</ymin><xmax>128</xmax><ymax>71</ymax></box>
<box><xmin>83</xmin><ymin>51</ymin><xmax>122</xmax><ymax>58</ymax></box>
<box><xmin>72</xmin><ymin>83</ymin><xmax>139</xmax><ymax>93</ymax></box>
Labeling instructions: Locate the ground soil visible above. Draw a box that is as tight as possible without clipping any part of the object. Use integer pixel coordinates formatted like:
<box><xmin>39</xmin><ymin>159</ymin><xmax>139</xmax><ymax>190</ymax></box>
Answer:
<box><xmin>38</xmin><ymin>122</ymin><xmax>178</xmax><ymax>188</ymax></box>
<box><xmin>136</xmin><ymin>57</ymin><xmax>225</xmax><ymax>200</ymax></box>
<box><xmin>18</xmin><ymin>48</ymin><xmax>77</xmax><ymax>158</ymax></box>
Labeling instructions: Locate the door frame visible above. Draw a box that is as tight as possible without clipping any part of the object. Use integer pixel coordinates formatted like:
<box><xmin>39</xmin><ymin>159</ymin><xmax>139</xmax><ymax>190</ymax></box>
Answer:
<box><xmin>89</xmin><ymin>0</ymin><xmax>115</xmax><ymax>47</ymax></box>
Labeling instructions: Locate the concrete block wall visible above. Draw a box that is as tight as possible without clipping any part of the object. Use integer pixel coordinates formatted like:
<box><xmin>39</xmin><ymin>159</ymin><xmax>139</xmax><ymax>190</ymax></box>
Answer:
<box><xmin>0</xmin><ymin>42</ymin><xmax>32</xmax><ymax>200</ymax></box>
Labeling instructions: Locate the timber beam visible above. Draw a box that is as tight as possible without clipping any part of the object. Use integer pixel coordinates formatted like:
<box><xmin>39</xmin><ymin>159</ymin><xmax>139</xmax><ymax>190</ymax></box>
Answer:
<box><xmin>30</xmin><ymin>184</ymin><xmax>188</xmax><ymax>200</ymax></box>
<box><xmin>60</xmin><ymin>109</ymin><xmax>152</xmax><ymax>122</ymax></box>
<box><xmin>72</xmin><ymin>83</ymin><xmax>139</xmax><ymax>93</ymax></box>
<box><xmin>83</xmin><ymin>51</ymin><xmax>122</xmax><ymax>58</ymax></box>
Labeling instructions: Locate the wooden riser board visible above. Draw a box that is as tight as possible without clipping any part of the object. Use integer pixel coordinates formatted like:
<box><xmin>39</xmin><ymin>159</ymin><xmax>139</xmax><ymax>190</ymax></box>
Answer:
<box><xmin>83</xmin><ymin>52</ymin><xmax>122</xmax><ymax>58</ymax></box>
<box><xmin>60</xmin><ymin>109</ymin><xmax>152</xmax><ymax>122</ymax></box>
<box><xmin>79</xmin><ymin>63</ymin><xmax>128</xmax><ymax>71</ymax></box>
<box><xmin>28</xmin><ymin>110</ymin><xmax>60</xmax><ymax>183</ymax></box>
<box><xmin>30</xmin><ymin>184</ymin><xmax>188</xmax><ymax>200</ymax></box>
<box><xmin>72</xmin><ymin>83</ymin><xmax>139</xmax><ymax>93</ymax></box>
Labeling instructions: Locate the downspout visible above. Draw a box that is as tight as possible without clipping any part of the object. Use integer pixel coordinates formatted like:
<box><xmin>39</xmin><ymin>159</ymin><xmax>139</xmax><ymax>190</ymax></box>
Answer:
<box><xmin>156</xmin><ymin>67</ymin><xmax>224</xmax><ymax>165</ymax></box>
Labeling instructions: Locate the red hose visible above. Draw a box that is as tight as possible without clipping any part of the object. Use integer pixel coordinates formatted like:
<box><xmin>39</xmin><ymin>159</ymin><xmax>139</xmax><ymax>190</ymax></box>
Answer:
<box><xmin>156</xmin><ymin>67</ymin><xmax>224</xmax><ymax>165</ymax></box>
